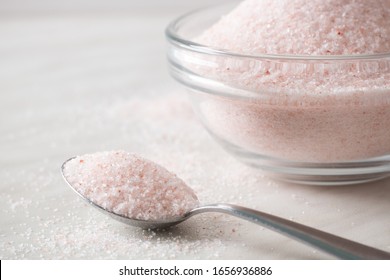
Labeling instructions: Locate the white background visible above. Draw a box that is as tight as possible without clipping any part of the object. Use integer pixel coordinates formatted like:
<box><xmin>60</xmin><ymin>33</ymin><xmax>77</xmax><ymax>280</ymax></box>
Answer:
<box><xmin>1</xmin><ymin>0</ymin><xmax>225</xmax><ymax>13</ymax></box>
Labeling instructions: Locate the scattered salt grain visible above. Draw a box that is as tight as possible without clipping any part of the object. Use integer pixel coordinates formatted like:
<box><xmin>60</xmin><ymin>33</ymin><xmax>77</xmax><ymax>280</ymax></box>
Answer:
<box><xmin>62</xmin><ymin>151</ymin><xmax>199</xmax><ymax>221</ymax></box>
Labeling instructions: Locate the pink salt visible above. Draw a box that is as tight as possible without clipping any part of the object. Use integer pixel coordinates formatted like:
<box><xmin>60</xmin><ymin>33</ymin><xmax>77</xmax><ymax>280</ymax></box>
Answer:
<box><xmin>197</xmin><ymin>0</ymin><xmax>390</xmax><ymax>56</ymax></box>
<box><xmin>192</xmin><ymin>0</ymin><xmax>390</xmax><ymax>162</ymax></box>
<box><xmin>62</xmin><ymin>151</ymin><xmax>199</xmax><ymax>221</ymax></box>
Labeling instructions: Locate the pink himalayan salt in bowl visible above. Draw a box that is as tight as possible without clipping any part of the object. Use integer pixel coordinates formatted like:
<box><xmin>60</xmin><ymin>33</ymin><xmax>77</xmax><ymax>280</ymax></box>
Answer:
<box><xmin>166</xmin><ymin>0</ymin><xmax>390</xmax><ymax>185</ymax></box>
<box><xmin>62</xmin><ymin>151</ymin><xmax>199</xmax><ymax>221</ymax></box>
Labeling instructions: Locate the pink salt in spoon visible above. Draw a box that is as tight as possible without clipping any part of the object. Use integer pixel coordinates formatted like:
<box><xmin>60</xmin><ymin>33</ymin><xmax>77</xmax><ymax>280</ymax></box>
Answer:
<box><xmin>61</xmin><ymin>152</ymin><xmax>390</xmax><ymax>260</ymax></box>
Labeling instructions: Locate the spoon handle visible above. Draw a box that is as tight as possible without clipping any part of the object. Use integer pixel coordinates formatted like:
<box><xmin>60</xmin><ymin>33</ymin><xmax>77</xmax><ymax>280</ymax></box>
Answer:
<box><xmin>188</xmin><ymin>203</ymin><xmax>390</xmax><ymax>259</ymax></box>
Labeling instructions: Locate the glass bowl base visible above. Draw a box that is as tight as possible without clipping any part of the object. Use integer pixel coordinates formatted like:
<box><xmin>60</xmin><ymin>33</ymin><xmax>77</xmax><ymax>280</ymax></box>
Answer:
<box><xmin>213</xmin><ymin>134</ymin><xmax>390</xmax><ymax>186</ymax></box>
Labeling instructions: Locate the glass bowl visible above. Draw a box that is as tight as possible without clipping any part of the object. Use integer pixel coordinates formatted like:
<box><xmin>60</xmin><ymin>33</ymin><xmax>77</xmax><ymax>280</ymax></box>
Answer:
<box><xmin>165</xmin><ymin>1</ymin><xmax>390</xmax><ymax>185</ymax></box>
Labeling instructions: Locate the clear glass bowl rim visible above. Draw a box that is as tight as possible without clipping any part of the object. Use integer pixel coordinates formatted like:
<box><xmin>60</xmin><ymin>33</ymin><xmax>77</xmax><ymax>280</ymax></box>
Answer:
<box><xmin>166</xmin><ymin>1</ymin><xmax>390</xmax><ymax>62</ymax></box>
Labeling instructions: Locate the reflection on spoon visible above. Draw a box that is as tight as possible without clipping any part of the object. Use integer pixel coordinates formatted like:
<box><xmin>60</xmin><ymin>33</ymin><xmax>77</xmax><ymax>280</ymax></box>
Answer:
<box><xmin>61</xmin><ymin>151</ymin><xmax>390</xmax><ymax>260</ymax></box>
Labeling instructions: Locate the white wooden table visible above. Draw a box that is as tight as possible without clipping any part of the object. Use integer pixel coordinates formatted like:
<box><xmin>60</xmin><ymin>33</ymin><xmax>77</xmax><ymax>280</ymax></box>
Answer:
<box><xmin>1</xmin><ymin>2</ymin><xmax>390</xmax><ymax>259</ymax></box>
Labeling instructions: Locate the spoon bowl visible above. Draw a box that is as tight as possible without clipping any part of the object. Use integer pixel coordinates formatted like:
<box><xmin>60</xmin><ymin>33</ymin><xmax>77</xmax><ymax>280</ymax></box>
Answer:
<box><xmin>61</xmin><ymin>158</ymin><xmax>390</xmax><ymax>260</ymax></box>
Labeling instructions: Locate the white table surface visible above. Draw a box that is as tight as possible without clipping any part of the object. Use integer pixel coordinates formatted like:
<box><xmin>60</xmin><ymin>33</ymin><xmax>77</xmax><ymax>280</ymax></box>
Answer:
<box><xmin>1</xmin><ymin>4</ymin><xmax>390</xmax><ymax>260</ymax></box>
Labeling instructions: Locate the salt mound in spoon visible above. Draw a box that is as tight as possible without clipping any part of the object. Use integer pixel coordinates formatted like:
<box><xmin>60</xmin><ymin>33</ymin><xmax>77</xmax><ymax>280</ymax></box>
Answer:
<box><xmin>62</xmin><ymin>151</ymin><xmax>199</xmax><ymax>221</ymax></box>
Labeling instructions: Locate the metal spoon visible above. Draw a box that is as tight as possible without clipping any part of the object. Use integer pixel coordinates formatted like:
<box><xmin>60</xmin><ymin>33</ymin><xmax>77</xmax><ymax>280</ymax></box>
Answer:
<box><xmin>61</xmin><ymin>159</ymin><xmax>390</xmax><ymax>260</ymax></box>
